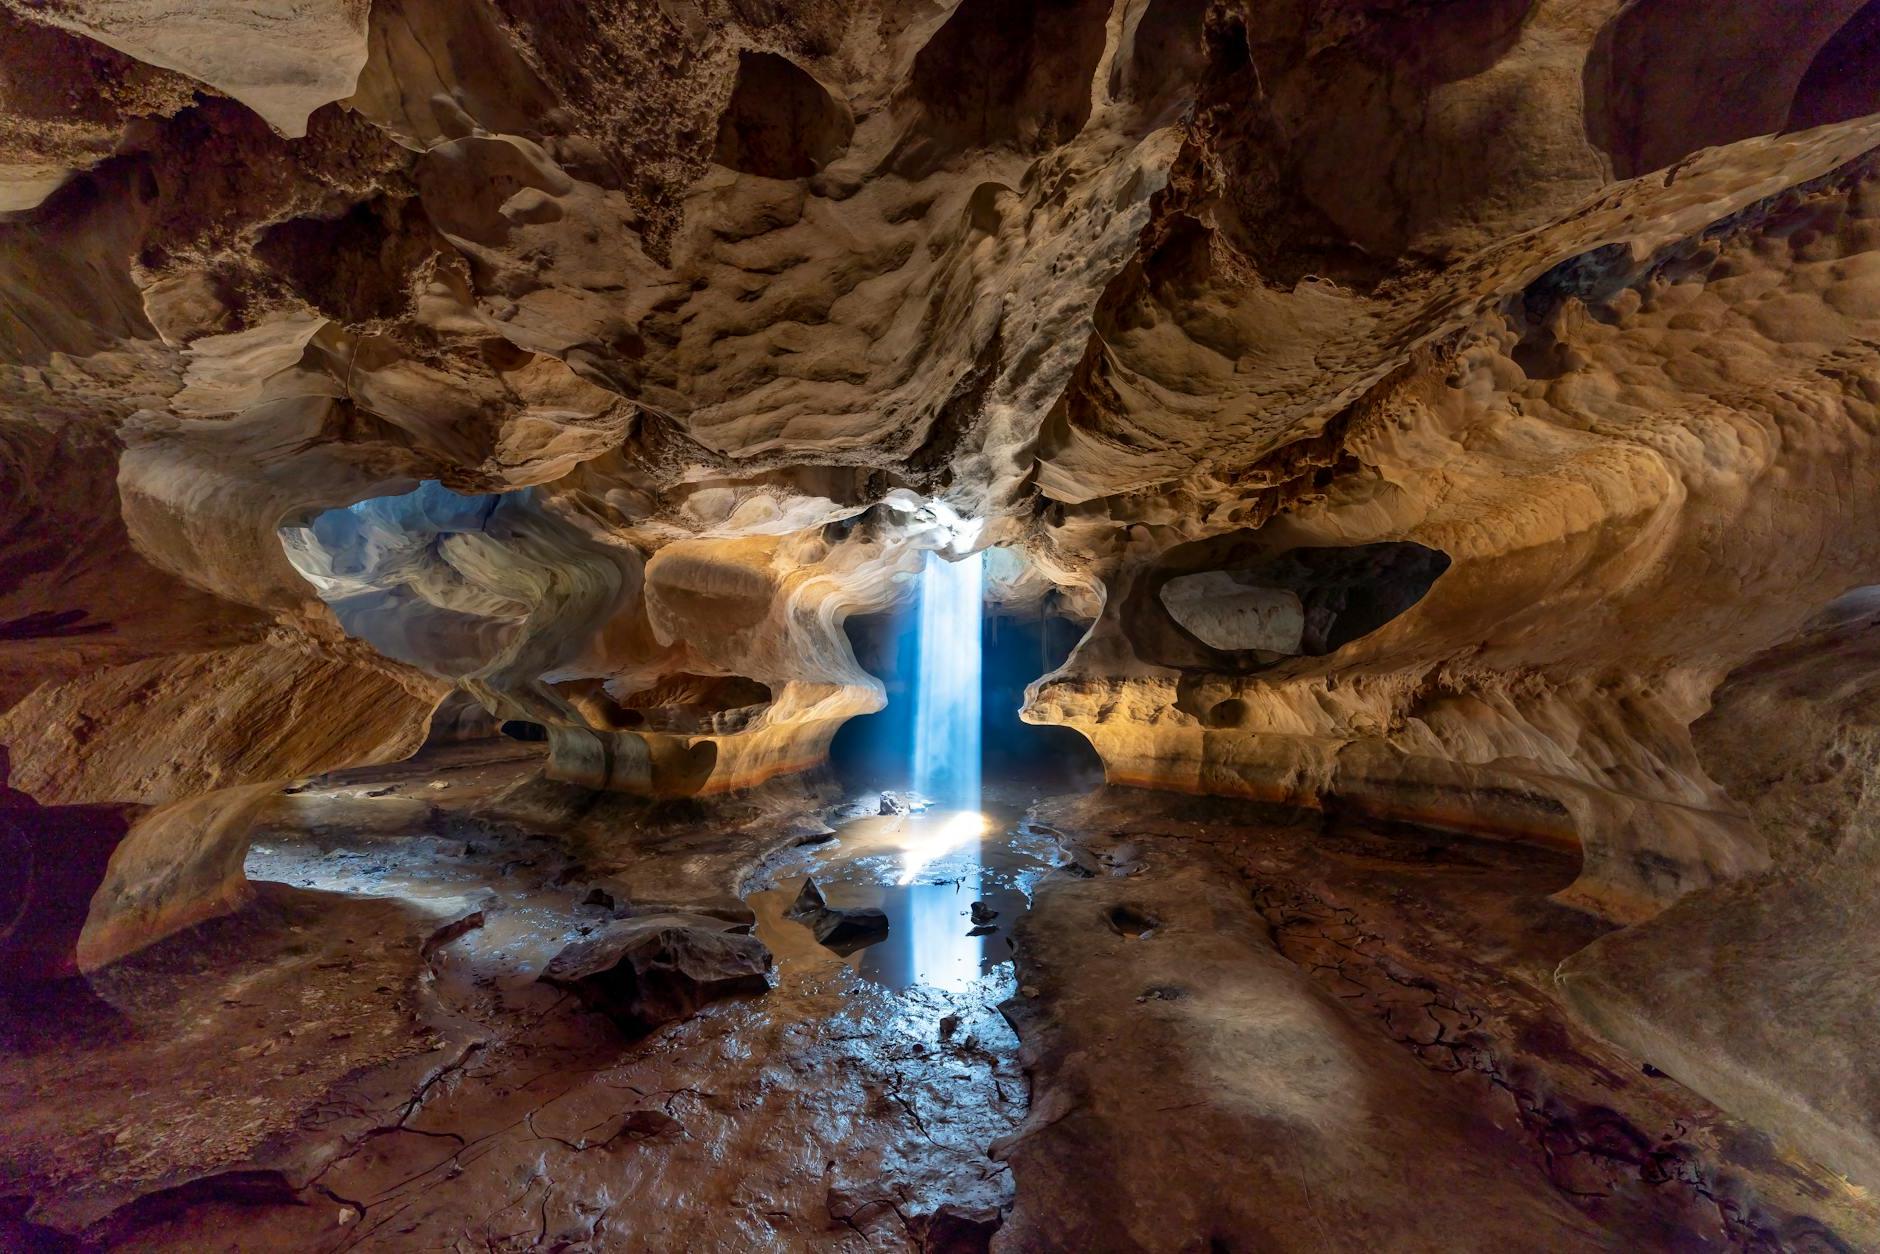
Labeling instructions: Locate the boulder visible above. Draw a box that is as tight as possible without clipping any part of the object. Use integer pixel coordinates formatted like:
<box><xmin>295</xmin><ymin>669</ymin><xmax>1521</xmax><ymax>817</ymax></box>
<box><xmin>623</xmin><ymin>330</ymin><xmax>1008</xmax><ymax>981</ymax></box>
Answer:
<box><xmin>539</xmin><ymin>912</ymin><xmax>772</xmax><ymax>1031</ymax></box>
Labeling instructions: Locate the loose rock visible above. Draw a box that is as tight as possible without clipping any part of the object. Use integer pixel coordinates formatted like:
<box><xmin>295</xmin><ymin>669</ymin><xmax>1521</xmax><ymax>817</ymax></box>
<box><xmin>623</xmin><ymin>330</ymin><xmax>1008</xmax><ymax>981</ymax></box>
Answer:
<box><xmin>539</xmin><ymin>914</ymin><xmax>773</xmax><ymax>1031</ymax></box>
<box><xmin>787</xmin><ymin>877</ymin><xmax>890</xmax><ymax>955</ymax></box>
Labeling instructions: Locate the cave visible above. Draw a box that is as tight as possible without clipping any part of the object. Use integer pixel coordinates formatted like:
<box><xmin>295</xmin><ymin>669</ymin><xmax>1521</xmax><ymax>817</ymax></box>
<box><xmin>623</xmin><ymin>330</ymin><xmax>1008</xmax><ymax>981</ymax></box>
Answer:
<box><xmin>3</xmin><ymin>3</ymin><xmax>1880</xmax><ymax>1250</ymax></box>
<box><xmin>1156</xmin><ymin>541</ymin><xmax>1452</xmax><ymax>660</ymax></box>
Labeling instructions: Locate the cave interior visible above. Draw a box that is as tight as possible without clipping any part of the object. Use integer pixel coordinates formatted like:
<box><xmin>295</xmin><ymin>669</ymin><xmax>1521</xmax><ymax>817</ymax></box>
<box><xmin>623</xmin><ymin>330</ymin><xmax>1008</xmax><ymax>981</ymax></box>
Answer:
<box><xmin>5</xmin><ymin>0</ymin><xmax>1880</xmax><ymax>1248</ymax></box>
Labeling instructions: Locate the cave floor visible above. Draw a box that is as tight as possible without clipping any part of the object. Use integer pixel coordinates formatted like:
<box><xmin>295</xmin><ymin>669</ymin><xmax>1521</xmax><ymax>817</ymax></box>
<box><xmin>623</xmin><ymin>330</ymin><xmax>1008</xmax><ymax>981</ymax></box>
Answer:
<box><xmin>4</xmin><ymin>757</ymin><xmax>1878</xmax><ymax>1251</ymax></box>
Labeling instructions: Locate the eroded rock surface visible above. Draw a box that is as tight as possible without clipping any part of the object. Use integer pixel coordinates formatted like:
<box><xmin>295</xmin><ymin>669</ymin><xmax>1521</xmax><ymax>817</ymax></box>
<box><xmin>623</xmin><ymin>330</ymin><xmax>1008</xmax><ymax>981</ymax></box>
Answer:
<box><xmin>3</xmin><ymin>0</ymin><xmax>1878</xmax><ymax>943</ymax></box>
<box><xmin>1562</xmin><ymin>588</ymin><xmax>1880</xmax><ymax>1196</ymax></box>
<box><xmin>540</xmin><ymin>913</ymin><xmax>774</xmax><ymax>1032</ymax></box>
<box><xmin>0</xmin><ymin>750</ymin><xmax>1026</xmax><ymax>1249</ymax></box>
<box><xmin>1001</xmin><ymin>790</ymin><xmax>1880</xmax><ymax>1251</ymax></box>
<box><xmin>4</xmin><ymin>0</ymin><xmax>1880</xmax><ymax>1246</ymax></box>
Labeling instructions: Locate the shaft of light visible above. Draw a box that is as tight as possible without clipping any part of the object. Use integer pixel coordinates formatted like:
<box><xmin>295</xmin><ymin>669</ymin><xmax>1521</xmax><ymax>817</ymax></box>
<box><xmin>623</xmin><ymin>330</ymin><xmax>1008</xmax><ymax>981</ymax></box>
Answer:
<box><xmin>904</xmin><ymin>546</ymin><xmax>987</xmax><ymax>990</ymax></box>
<box><xmin>912</xmin><ymin>548</ymin><xmax>983</xmax><ymax>812</ymax></box>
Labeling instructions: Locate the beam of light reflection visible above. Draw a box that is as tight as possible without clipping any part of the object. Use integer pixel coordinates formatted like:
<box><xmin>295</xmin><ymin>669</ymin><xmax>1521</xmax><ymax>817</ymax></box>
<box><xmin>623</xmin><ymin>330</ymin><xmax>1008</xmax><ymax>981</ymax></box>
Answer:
<box><xmin>906</xmin><ymin>546</ymin><xmax>985</xmax><ymax>990</ymax></box>
<box><xmin>896</xmin><ymin>810</ymin><xmax>989</xmax><ymax>886</ymax></box>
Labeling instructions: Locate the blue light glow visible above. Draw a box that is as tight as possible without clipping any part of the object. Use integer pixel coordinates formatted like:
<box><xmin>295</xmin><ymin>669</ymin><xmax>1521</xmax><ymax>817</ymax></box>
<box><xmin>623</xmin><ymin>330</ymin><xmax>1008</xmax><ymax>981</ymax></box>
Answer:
<box><xmin>912</xmin><ymin>548</ymin><xmax>984</xmax><ymax>811</ymax></box>
<box><xmin>904</xmin><ymin>547</ymin><xmax>986</xmax><ymax>990</ymax></box>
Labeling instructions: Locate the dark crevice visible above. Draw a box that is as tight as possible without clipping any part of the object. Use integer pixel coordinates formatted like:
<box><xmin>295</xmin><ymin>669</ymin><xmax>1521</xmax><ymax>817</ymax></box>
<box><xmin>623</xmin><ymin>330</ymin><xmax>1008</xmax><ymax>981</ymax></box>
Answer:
<box><xmin>713</xmin><ymin>52</ymin><xmax>853</xmax><ymax>179</ymax></box>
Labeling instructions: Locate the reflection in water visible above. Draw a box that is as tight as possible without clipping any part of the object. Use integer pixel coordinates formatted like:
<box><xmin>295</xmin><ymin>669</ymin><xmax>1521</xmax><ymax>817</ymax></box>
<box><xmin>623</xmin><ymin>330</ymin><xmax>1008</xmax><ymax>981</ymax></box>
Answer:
<box><xmin>908</xmin><ymin>868</ymin><xmax>984</xmax><ymax>993</ymax></box>
<box><xmin>897</xmin><ymin>810</ymin><xmax>988</xmax><ymax>885</ymax></box>
<box><xmin>749</xmin><ymin>798</ymin><xmax>1055</xmax><ymax>994</ymax></box>
<box><xmin>898</xmin><ymin>811</ymin><xmax>991</xmax><ymax>993</ymax></box>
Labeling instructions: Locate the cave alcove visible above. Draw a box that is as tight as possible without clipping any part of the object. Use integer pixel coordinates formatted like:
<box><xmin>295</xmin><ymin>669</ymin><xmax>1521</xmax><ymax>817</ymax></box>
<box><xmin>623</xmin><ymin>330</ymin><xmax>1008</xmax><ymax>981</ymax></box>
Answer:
<box><xmin>1144</xmin><ymin>539</ymin><xmax>1453</xmax><ymax>670</ymax></box>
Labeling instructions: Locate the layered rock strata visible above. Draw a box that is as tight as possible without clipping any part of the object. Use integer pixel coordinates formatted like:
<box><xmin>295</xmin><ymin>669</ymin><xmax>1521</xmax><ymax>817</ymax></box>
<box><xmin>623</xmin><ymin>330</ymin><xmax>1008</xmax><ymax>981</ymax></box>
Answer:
<box><xmin>2</xmin><ymin>0</ymin><xmax>1880</xmax><ymax>1237</ymax></box>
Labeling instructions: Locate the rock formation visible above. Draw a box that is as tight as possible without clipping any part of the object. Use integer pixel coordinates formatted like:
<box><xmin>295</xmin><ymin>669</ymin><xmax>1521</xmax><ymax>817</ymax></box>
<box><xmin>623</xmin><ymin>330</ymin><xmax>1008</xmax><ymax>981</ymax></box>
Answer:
<box><xmin>786</xmin><ymin>874</ymin><xmax>890</xmax><ymax>952</ymax></box>
<box><xmin>540</xmin><ymin>910</ymin><xmax>774</xmax><ymax>1031</ymax></box>
<box><xmin>4</xmin><ymin>0</ymin><xmax>1880</xmax><ymax>1245</ymax></box>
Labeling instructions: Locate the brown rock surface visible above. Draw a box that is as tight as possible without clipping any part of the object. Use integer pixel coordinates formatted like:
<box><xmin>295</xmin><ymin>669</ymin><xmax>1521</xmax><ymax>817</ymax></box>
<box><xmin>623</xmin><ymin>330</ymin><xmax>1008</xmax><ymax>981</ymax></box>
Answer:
<box><xmin>1562</xmin><ymin>588</ymin><xmax>1880</xmax><ymax>1194</ymax></box>
<box><xmin>3</xmin><ymin>0</ymin><xmax>1880</xmax><ymax>1245</ymax></box>
<box><xmin>1002</xmin><ymin>789</ymin><xmax>1880</xmax><ymax>1250</ymax></box>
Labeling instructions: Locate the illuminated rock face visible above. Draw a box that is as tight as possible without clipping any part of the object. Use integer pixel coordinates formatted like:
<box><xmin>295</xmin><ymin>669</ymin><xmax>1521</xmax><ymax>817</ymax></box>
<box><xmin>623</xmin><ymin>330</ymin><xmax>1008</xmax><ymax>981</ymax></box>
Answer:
<box><xmin>7</xmin><ymin>0</ymin><xmax>1880</xmax><ymax>1245</ymax></box>
<box><xmin>0</xmin><ymin>0</ymin><xmax>1875</xmax><ymax>1137</ymax></box>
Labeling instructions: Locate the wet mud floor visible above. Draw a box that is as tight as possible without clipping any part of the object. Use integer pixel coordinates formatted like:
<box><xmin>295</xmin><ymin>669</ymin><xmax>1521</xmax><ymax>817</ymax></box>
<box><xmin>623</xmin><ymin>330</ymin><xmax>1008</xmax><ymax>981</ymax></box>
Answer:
<box><xmin>4</xmin><ymin>747</ymin><xmax>1880</xmax><ymax>1250</ymax></box>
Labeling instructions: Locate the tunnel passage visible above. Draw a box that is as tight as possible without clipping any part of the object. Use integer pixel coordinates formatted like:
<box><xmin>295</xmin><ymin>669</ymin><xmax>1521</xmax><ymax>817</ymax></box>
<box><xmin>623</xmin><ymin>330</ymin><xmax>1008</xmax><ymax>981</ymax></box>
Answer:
<box><xmin>892</xmin><ymin>0</ymin><xmax>1112</xmax><ymax>171</ymax></box>
<box><xmin>278</xmin><ymin>479</ymin><xmax>629</xmax><ymax>715</ymax></box>
<box><xmin>277</xmin><ymin>480</ymin><xmax>524</xmax><ymax>676</ymax></box>
<box><xmin>1106</xmin><ymin>0</ymin><xmax>1207</xmax><ymax>119</ymax></box>
<box><xmin>1150</xmin><ymin>541</ymin><xmax>1451</xmax><ymax>668</ymax></box>
<box><xmin>1789</xmin><ymin>1</ymin><xmax>1880</xmax><ymax>132</ymax></box>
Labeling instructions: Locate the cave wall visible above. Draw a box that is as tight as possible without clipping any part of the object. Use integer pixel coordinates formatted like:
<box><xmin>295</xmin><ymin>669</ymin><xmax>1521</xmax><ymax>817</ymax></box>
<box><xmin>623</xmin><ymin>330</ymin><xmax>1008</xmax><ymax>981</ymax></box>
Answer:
<box><xmin>1560</xmin><ymin>590</ymin><xmax>1880</xmax><ymax>1189</ymax></box>
<box><xmin>0</xmin><ymin>0</ymin><xmax>1873</xmax><ymax>1087</ymax></box>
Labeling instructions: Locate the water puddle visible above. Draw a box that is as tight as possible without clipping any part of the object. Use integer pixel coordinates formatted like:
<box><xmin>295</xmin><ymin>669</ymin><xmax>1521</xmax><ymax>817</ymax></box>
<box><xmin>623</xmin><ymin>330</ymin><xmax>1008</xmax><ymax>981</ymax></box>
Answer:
<box><xmin>248</xmin><ymin>752</ymin><xmax>1067</xmax><ymax>1007</ymax></box>
<box><xmin>749</xmin><ymin>784</ymin><xmax>1059</xmax><ymax>992</ymax></box>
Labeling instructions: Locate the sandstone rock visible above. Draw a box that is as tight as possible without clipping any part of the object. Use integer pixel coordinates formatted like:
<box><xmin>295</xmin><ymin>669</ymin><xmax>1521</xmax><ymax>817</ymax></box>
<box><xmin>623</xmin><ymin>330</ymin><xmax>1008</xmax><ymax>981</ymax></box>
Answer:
<box><xmin>20</xmin><ymin>0</ymin><xmax>372</xmax><ymax>138</ymax></box>
<box><xmin>1561</xmin><ymin>589</ymin><xmax>1880</xmax><ymax>1191</ymax></box>
<box><xmin>0</xmin><ymin>0</ymin><xmax>1878</xmax><ymax>1228</ymax></box>
<box><xmin>539</xmin><ymin>913</ymin><xmax>772</xmax><ymax>1031</ymax></box>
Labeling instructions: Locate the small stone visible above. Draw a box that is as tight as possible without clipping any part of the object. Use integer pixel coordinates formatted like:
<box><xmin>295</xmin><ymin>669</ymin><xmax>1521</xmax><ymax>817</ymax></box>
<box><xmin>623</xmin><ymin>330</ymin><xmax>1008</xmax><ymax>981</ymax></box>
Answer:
<box><xmin>938</xmin><ymin>1013</ymin><xmax>961</xmax><ymax>1040</ymax></box>
<box><xmin>969</xmin><ymin>900</ymin><xmax>997</xmax><ymax>925</ymax></box>
<box><xmin>878</xmin><ymin>792</ymin><xmax>910</xmax><ymax>816</ymax></box>
<box><xmin>789</xmin><ymin>877</ymin><xmax>827</xmax><ymax>915</ymax></box>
